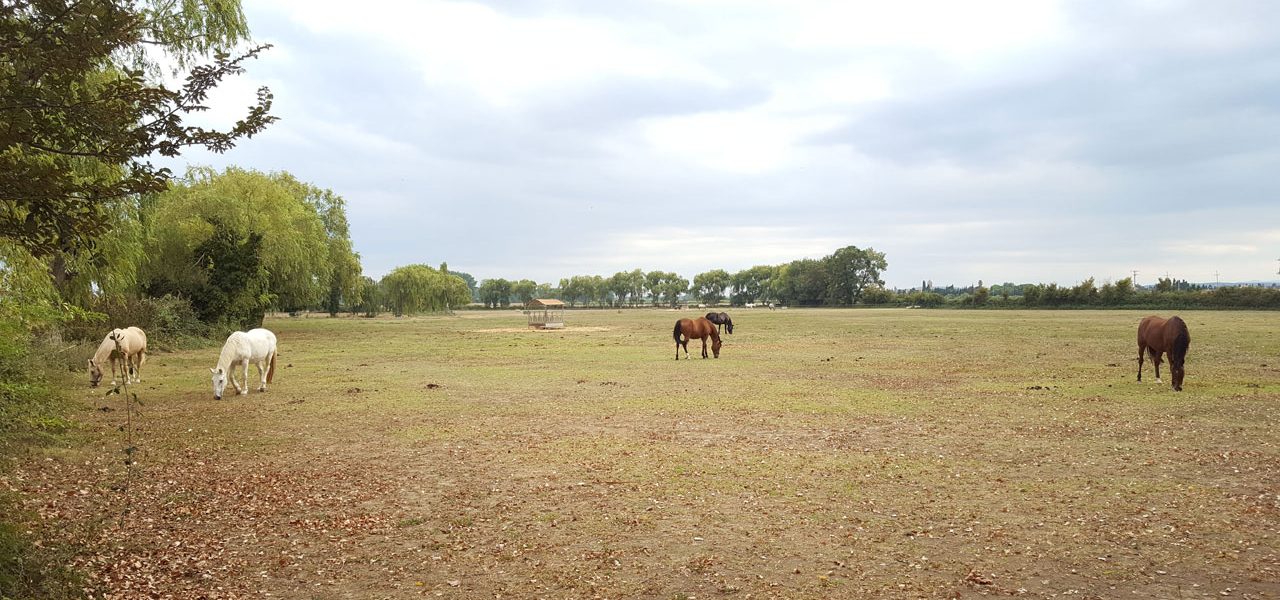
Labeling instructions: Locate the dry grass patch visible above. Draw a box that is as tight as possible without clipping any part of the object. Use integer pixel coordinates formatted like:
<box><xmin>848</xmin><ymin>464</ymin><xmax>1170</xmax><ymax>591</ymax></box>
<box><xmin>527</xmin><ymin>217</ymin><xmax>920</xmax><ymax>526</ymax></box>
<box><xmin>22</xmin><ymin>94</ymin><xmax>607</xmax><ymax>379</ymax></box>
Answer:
<box><xmin>9</xmin><ymin>308</ymin><xmax>1280</xmax><ymax>598</ymax></box>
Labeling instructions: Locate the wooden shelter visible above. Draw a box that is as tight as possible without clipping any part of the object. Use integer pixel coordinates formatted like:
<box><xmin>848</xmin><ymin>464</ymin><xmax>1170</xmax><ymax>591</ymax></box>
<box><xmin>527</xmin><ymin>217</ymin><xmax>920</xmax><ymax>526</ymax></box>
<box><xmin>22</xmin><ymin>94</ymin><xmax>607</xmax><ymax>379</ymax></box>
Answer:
<box><xmin>524</xmin><ymin>299</ymin><xmax>566</xmax><ymax>329</ymax></box>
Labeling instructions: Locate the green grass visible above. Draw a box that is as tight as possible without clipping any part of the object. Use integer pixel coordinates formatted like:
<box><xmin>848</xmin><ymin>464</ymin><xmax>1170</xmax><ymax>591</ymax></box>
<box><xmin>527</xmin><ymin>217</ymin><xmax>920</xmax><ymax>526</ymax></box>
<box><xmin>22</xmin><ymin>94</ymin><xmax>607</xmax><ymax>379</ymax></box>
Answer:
<box><xmin>23</xmin><ymin>308</ymin><xmax>1280</xmax><ymax>598</ymax></box>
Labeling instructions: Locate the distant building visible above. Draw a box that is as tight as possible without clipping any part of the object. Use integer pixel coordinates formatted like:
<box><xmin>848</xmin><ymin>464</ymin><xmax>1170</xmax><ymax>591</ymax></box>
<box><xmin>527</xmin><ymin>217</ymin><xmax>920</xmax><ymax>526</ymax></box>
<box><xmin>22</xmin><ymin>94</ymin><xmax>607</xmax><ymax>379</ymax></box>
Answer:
<box><xmin>524</xmin><ymin>299</ymin><xmax>565</xmax><ymax>329</ymax></box>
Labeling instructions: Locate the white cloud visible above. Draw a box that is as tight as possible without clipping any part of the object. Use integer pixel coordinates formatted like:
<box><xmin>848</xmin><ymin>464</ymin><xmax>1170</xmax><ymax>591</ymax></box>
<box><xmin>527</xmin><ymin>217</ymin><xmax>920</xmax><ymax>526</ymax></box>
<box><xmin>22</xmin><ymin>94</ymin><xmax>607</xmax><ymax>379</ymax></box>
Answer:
<box><xmin>174</xmin><ymin>0</ymin><xmax>1280</xmax><ymax>288</ymax></box>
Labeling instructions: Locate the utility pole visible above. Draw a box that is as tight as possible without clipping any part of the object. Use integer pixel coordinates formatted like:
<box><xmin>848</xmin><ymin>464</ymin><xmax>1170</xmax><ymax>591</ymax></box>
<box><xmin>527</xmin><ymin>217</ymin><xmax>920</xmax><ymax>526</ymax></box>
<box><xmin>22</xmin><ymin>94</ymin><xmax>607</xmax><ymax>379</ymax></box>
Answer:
<box><xmin>1131</xmin><ymin>270</ymin><xmax>1139</xmax><ymax>286</ymax></box>
<box><xmin>1215</xmin><ymin>271</ymin><xmax>1220</xmax><ymax>285</ymax></box>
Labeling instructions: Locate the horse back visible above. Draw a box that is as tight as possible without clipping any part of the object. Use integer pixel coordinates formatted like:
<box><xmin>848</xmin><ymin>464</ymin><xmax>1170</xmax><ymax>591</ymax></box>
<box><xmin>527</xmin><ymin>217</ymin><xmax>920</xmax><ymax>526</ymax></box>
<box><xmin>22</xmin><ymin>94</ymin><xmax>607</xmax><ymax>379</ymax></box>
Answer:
<box><xmin>246</xmin><ymin>328</ymin><xmax>278</xmax><ymax>359</ymax></box>
<box><xmin>694</xmin><ymin>317</ymin><xmax>719</xmax><ymax>339</ymax></box>
<box><xmin>1137</xmin><ymin>316</ymin><xmax>1167</xmax><ymax>347</ymax></box>
<box><xmin>120</xmin><ymin>326</ymin><xmax>146</xmax><ymax>354</ymax></box>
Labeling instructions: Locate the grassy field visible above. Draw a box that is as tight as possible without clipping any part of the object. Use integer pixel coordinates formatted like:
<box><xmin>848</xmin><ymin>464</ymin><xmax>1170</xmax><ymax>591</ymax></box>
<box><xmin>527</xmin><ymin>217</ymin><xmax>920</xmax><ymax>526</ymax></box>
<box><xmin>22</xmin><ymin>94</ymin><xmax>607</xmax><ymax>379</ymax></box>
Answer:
<box><xmin>8</xmin><ymin>308</ymin><xmax>1280</xmax><ymax>599</ymax></box>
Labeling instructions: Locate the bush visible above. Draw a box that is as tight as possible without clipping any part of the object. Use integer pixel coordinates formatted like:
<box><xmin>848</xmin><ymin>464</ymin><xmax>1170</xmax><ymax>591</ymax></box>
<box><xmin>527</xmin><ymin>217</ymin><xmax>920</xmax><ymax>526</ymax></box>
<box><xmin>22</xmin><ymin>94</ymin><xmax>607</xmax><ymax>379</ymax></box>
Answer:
<box><xmin>63</xmin><ymin>294</ymin><xmax>214</xmax><ymax>349</ymax></box>
<box><xmin>0</xmin><ymin>312</ymin><xmax>85</xmax><ymax>599</ymax></box>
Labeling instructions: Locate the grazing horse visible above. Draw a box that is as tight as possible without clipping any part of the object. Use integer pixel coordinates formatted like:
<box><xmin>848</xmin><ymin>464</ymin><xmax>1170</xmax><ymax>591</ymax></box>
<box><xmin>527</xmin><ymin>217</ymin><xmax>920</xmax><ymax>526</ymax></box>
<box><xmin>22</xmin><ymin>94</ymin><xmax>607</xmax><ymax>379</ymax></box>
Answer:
<box><xmin>211</xmin><ymin>328</ymin><xmax>278</xmax><ymax>400</ymax></box>
<box><xmin>674</xmin><ymin>317</ymin><xmax>722</xmax><ymax>360</ymax></box>
<box><xmin>704</xmin><ymin>311</ymin><xmax>734</xmax><ymax>334</ymax></box>
<box><xmin>1137</xmin><ymin>316</ymin><xmax>1191</xmax><ymax>391</ymax></box>
<box><xmin>89</xmin><ymin>327</ymin><xmax>147</xmax><ymax>387</ymax></box>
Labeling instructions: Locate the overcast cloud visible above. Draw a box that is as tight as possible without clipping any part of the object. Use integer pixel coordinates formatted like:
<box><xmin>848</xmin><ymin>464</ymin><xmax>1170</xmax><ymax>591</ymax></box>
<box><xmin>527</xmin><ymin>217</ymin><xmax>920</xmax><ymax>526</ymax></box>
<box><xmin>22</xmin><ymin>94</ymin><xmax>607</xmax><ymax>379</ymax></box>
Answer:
<box><xmin>167</xmin><ymin>0</ymin><xmax>1280</xmax><ymax>288</ymax></box>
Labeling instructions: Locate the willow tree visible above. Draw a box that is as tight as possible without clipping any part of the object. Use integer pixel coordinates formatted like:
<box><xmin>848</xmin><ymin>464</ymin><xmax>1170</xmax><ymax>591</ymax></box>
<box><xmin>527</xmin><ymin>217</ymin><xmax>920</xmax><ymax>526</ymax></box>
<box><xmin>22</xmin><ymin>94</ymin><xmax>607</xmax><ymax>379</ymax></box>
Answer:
<box><xmin>271</xmin><ymin>173</ymin><xmax>363</xmax><ymax>315</ymax></box>
<box><xmin>381</xmin><ymin>265</ymin><xmax>472</xmax><ymax>316</ymax></box>
<box><xmin>141</xmin><ymin>168</ymin><xmax>339</xmax><ymax>328</ymax></box>
<box><xmin>0</xmin><ymin>0</ymin><xmax>274</xmax><ymax>316</ymax></box>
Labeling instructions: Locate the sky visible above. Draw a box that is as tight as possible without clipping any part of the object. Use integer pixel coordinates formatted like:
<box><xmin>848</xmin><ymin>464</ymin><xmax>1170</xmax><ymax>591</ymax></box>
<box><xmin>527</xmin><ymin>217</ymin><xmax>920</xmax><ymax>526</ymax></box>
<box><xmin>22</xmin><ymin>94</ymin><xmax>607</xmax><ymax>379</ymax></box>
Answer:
<box><xmin>167</xmin><ymin>0</ymin><xmax>1280</xmax><ymax>289</ymax></box>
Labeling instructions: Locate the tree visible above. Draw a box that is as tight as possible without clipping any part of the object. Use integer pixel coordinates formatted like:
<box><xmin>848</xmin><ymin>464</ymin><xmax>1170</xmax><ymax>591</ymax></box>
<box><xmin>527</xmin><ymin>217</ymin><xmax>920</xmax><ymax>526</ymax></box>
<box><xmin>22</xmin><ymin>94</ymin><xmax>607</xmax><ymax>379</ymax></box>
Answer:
<box><xmin>1070</xmin><ymin>277</ymin><xmax>1098</xmax><ymax>305</ymax></box>
<box><xmin>776</xmin><ymin>259</ymin><xmax>826</xmax><ymax>306</ymax></box>
<box><xmin>381</xmin><ymin>264</ymin><xmax>470</xmax><ymax>316</ymax></box>
<box><xmin>511</xmin><ymin>279</ymin><xmax>537</xmax><ymax>305</ymax></box>
<box><xmin>447</xmin><ymin>270</ymin><xmax>478</xmax><ymax>301</ymax></box>
<box><xmin>692</xmin><ymin>269</ymin><xmax>732</xmax><ymax>305</ymax></box>
<box><xmin>645</xmin><ymin>271</ymin><xmax>667</xmax><ymax>306</ymax></box>
<box><xmin>478</xmin><ymin>278</ymin><xmax>512</xmax><ymax>308</ymax></box>
<box><xmin>658</xmin><ymin>273</ymin><xmax>688</xmax><ymax>307</ymax></box>
<box><xmin>972</xmin><ymin>284</ymin><xmax>990</xmax><ymax>306</ymax></box>
<box><xmin>269</xmin><ymin>175</ymin><xmax>362</xmax><ymax>316</ymax></box>
<box><xmin>140</xmin><ymin>168</ymin><xmax>335</xmax><ymax>324</ymax></box>
<box><xmin>607</xmin><ymin>272</ymin><xmax>630</xmax><ymax>307</ymax></box>
<box><xmin>822</xmin><ymin>246</ymin><xmax>887</xmax><ymax>305</ymax></box>
<box><xmin>351</xmin><ymin>276</ymin><xmax>381</xmax><ymax>317</ymax></box>
<box><xmin>0</xmin><ymin>0</ymin><xmax>276</xmax><ymax>259</ymax></box>
<box><xmin>731</xmin><ymin>265</ymin><xmax>777</xmax><ymax>305</ymax></box>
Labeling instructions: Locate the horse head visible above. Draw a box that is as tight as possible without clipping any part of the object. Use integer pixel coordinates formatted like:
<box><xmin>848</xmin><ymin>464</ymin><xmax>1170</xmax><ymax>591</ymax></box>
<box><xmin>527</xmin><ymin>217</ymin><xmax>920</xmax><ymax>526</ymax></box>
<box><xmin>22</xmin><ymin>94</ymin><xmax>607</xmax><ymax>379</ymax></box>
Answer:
<box><xmin>88</xmin><ymin>359</ymin><xmax>102</xmax><ymax>387</ymax></box>
<box><xmin>712</xmin><ymin>337</ymin><xmax>722</xmax><ymax>358</ymax></box>
<box><xmin>211</xmin><ymin>367</ymin><xmax>228</xmax><ymax>400</ymax></box>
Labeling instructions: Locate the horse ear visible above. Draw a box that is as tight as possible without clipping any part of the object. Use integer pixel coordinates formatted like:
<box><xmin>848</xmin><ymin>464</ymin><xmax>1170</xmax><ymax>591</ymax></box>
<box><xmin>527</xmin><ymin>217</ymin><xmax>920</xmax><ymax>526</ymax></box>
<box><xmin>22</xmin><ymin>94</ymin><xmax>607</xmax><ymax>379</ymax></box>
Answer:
<box><xmin>210</xmin><ymin>367</ymin><xmax>217</xmax><ymax>374</ymax></box>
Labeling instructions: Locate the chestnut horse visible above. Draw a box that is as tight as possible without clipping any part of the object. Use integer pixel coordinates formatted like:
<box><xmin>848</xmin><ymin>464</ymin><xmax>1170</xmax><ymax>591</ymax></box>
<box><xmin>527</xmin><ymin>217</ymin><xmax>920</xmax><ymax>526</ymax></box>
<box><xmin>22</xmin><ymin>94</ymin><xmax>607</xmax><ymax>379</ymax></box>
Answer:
<box><xmin>1137</xmin><ymin>315</ymin><xmax>1191</xmax><ymax>391</ymax></box>
<box><xmin>674</xmin><ymin>317</ymin><xmax>722</xmax><ymax>360</ymax></box>
<box><xmin>704</xmin><ymin>311</ymin><xmax>734</xmax><ymax>334</ymax></box>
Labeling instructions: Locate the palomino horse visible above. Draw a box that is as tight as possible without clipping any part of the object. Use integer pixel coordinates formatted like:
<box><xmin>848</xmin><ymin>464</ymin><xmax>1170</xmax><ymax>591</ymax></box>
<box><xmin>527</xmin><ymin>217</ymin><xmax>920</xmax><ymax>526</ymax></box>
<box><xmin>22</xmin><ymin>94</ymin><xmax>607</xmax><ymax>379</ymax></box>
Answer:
<box><xmin>89</xmin><ymin>327</ymin><xmax>147</xmax><ymax>387</ymax></box>
<box><xmin>1137</xmin><ymin>316</ymin><xmax>1191</xmax><ymax>391</ymax></box>
<box><xmin>704</xmin><ymin>311</ymin><xmax>734</xmax><ymax>334</ymax></box>
<box><xmin>211</xmin><ymin>328</ymin><xmax>278</xmax><ymax>399</ymax></box>
<box><xmin>674</xmin><ymin>317</ymin><xmax>722</xmax><ymax>360</ymax></box>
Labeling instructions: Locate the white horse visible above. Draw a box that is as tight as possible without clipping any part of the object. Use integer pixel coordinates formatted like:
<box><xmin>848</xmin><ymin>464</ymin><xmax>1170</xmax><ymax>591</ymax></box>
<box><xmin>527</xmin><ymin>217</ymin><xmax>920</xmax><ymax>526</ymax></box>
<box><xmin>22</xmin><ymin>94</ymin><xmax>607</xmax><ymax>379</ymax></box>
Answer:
<box><xmin>89</xmin><ymin>327</ymin><xmax>147</xmax><ymax>387</ymax></box>
<box><xmin>210</xmin><ymin>328</ymin><xmax>278</xmax><ymax>400</ymax></box>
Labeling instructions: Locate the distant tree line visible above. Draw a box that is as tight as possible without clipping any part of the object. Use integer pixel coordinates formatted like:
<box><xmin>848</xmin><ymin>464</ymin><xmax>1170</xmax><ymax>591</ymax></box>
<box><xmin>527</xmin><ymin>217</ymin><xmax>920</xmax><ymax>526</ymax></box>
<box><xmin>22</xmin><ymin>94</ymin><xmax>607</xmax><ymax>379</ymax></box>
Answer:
<box><xmin>890</xmin><ymin>277</ymin><xmax>1280</xmax><ymax>309</ymax></box>
<box><xmin>472</xmin><ymin>246</ymin><xmax>889</xmax><ymax>308</ymax></box>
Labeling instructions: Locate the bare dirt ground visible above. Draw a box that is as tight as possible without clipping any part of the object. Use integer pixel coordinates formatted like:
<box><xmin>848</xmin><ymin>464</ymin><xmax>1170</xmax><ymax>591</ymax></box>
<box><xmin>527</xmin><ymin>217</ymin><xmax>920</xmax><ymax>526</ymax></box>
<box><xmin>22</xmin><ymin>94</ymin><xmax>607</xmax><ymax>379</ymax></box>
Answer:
<box><xmin>8</xmin><ymin>309</ymin><xmax>1280</xmax><ymax>599</ymax></box>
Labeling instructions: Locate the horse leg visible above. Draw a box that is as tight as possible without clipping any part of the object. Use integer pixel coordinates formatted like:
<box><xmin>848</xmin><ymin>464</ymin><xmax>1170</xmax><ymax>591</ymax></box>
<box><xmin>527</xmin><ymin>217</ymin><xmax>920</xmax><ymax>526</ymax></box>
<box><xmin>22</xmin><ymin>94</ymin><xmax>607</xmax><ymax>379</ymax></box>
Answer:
<box><xmin>1137</xmin><ymin>342</ymin><xmax>1145</xmax><ymax>382</ymax></box>
<box><xmin>1152</xmin><ymin>350</ymin><xmax>1163</xmax><ymax>384</ymax></box>
<box><xmin>257</xmin><ymin>360</ymin><xmax>267</xmax><ymax>392</ymax></box>
<box><xmin>242</xmin><ymin>361</ymin><xmax>251</xmax><ymax>394</ymax></box>
<box><xmin>701</xmin><ymin>336</ymin><xmax>708</xmax><ymax>359</ymax></box>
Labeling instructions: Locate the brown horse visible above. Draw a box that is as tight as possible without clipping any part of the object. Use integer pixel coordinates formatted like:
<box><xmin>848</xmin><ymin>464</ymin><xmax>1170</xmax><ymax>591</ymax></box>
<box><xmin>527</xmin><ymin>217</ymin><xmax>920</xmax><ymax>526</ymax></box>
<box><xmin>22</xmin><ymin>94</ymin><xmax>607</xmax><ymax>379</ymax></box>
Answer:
<box><xmin>1137</xmin><ymin>315</ymin><xmax>1191</xmax><ymax>391</ymax></box>
<box><xmin>674</xmin><ymin>318</ymin><xmax>722</xmax><ymax>360</ymax></box>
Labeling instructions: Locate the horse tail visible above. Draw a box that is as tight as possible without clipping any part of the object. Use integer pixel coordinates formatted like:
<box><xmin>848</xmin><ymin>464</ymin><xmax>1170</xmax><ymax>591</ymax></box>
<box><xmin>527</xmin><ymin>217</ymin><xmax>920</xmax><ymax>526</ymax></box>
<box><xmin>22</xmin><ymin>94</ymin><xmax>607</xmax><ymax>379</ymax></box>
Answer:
<box><xmin>673</xmin><ymin>320</ymin><xmax>682</xmax><ymax>343</ymax></box>
<box><xmin>267</xmin><ymin>350</ymin><xmax>277</xmax><ymax>383</ymax></box>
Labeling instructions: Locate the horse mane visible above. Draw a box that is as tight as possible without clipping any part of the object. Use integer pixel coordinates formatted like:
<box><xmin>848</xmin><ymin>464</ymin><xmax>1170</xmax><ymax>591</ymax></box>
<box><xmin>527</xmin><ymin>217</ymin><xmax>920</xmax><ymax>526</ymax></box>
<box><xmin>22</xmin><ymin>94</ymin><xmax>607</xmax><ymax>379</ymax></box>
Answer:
<box><xmin>92</xmin><ymin>333</ymin><xmax>117</xmax><ymax>365</ymax></box>
<box><xmin>1167</xmin><ymin>316</ymin><xmax>1191</xmax><ymax>362</ymax></box>
<box><xmin>216</xmin><ymin>332</ymin><xmax>245</xmax><ymax>372</ymax></box>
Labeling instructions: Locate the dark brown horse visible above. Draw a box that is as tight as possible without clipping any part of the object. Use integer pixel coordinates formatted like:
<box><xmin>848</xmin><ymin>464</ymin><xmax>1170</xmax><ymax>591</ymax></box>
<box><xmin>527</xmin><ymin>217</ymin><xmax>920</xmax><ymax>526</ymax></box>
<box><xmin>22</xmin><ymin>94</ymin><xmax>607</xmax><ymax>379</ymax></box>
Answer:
<box><xmin>704</xmin><ymin>311</ymin><xmax>734</xmax><ymax>334</ymax></box>
<box><xmin>1137</xmin><ymin>315</ymin><xmax>1191</xmax><ymax>391</ymax></box>
<box><xmin>674</xmin><ymin>318</ymin><xmax>722</xmax><ymax>360</ymax></box>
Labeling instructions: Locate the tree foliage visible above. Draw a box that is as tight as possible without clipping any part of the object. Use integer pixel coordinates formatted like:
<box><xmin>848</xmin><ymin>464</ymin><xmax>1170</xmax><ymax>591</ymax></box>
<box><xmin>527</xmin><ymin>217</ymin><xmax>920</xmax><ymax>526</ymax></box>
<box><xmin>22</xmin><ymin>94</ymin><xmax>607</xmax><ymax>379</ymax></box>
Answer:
<box><xmin>140</xmin><ymin>168</ymin><xmax>345</xmax><ymax>327</ymax></box>
<box><xmin>478</xmin><ymin>278</ymin><xmax>513</xmax><ymax>308</ymax></box>
<box><xmin>381</xmin><ymin>264</ymin><xmax>471</xmax><ymax>316</ymax></box>
<box><xmin>0</xmin><ymin>0</ymin><xmax>275</xmax><ymax>258</ymax></box>
<box><xmin>692</xmin><ymin>269</ymin><xmax>731</xmax><ymax>305</ymax></box>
